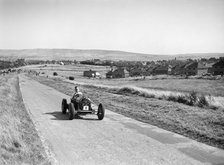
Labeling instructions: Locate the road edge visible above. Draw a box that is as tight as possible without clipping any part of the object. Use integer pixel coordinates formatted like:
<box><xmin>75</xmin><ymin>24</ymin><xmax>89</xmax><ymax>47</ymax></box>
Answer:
<box><xmin>18</xmin><ymin>74</ymin><xmax>58</xmax><ymax>165</ymax></box>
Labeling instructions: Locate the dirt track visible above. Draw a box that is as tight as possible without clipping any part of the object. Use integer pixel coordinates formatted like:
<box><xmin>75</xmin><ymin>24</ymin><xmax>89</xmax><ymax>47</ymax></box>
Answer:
<box><xmin>19</xmin><ymin>75</ymin><xmax>224</xmax><ymax>165</ymax></box>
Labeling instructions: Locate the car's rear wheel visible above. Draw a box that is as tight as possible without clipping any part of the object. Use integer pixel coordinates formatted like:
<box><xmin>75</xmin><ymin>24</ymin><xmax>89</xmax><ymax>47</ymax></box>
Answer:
<box><xmin>97</xmin><ymin>104</ymin><xmax>105</xmax><ymax>120</ymax></box>
<box><xmin>61</xmin><ymin>99</ymin><xmax>68</xmax><ymax>114</ymax></box>
<box><xmin>68</xmin><ymin>103</ymin><xmax>75</xmax><ymax>120</ymax></box>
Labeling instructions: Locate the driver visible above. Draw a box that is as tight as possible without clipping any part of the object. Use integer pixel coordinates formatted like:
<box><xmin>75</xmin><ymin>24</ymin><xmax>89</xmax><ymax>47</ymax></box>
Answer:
<box><xmin>72</xmin><ymin>86</ymin><xmax>83</xmax><ymax>102</ymax></box>
<box><xmin>71</xmin><ymin>86</ymin><xmax>84</xmax><ymax>118</ymax></box>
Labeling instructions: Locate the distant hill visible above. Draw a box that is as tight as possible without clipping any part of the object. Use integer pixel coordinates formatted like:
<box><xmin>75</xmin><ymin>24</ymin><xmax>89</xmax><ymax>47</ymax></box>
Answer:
<box><xmin>0</xmin><ymin>49</ymin><xmax>223</xmax><ymax>61</ymax></box>
<box><xmin>174</xmin><ymin>53</ymin><xmax>224</xmax><ymax>60</ymax></box>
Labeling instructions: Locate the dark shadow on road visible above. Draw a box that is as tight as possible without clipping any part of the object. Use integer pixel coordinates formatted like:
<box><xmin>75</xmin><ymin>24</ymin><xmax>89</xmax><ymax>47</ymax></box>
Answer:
<box><xmin>44</xmin><ymin>111</ymin><xmax>99</xmax><ymax>121</ymax></box>
<box><xmin>44</xmin><ymin>111</ymin><xmax>68</xmax><ymax>120</ymax></box>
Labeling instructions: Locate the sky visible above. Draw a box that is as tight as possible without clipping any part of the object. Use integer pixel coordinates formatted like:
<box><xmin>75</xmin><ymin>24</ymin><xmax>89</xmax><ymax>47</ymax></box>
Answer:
<box><xmin>0</xmin><ymin>0</ymin><xmax>224</xmax><ymax>54</ymax></box>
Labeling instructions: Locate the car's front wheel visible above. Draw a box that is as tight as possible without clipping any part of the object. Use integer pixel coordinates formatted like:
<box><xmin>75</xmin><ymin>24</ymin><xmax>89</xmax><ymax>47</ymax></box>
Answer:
<box><xmin>97</xmin><ymin>104</ymin><xmax>105</xmax><ymax>120</ymax></box>
<box><xmin>68</xmin><ymin>103</ymin><xmax>75</xmax><ymax>120</ymax></box>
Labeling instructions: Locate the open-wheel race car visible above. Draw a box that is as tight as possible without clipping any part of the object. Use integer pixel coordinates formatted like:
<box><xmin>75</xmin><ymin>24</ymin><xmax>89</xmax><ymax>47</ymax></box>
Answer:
<box><xmin>61</xmin><ymin>96</ymin><xmax>105</xmax><ymax>120</ymax></box>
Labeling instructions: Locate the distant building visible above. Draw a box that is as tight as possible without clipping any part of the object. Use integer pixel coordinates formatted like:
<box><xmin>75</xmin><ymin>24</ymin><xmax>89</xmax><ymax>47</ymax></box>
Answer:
<box><xmin>184</xmin><ymin>62</ymin><xmax>198</xmax><ymax>76</ymax></box>
<box><xmin>207</xmin><ymin>63</ymin><xmax>215</xmax><ymax>74</ymax></box>
<box><xmin>152</xmin><ymin>65</ymin><xmax>172</xmax><ymax>75</ymax></box>
<box><xmin>142</xmin><ymin>63</ymin><xmax>158</xmax><ymax>76</ymax></box>
<box><xmin>170</xmin><ymin>63</ymin><xmax>187</xmax><ymax>75</ymax></box>
<box><xmin>83</xmin><ymin>69</ymin><xmax>100</xmax><ymax>78</ymax></box>
<box><xmin>129</xmin><ymin>68</ymin><xmax>142</xmax><ymax>77</ymax></box>
<box><xmin>212</xmin><ymin>60</ymin><xmax>224</xmax><ymax>75</ymax></box>
<box><xmin>197</xmin><ymin>62</ymin><xmax>214</xmax><ymax>75</ymax></box>
<box><xmin>106</xmin><ymin>67</ymin><xmax>129</xmax><ymax>78</ymax></box>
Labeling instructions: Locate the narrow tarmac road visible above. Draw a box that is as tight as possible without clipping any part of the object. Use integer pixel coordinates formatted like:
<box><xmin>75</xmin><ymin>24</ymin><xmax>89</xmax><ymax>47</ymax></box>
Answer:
<box><xmin>19</xmin><ymin>75</ymin><xmax>224</xmax><ymax>165</ymax></box>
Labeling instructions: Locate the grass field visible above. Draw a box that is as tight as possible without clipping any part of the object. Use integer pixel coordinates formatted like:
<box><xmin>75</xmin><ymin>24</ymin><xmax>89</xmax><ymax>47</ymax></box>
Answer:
<box><xmin>28</xmin><ymin>74</ymin><xmax>224</xmax><ymax>150</ymax></box>
<box><xmin>0</xmin><ymin>74</ymin><xmax>50</xmax><ymax>165</ymax></box>
<box><xmin>22</xmin><ymin>64</ymin><xmax>224</xmax><ymax>97</ymax></box>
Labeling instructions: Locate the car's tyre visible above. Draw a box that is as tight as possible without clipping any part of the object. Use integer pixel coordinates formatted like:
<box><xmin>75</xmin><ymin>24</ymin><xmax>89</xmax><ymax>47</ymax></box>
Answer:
<box><xmin>97</xmin><ymin>104</ymin><xmax>105</xmax><ymax>120</ymax></box>
<box><xmin>68</xmin><ymin>103</ymin><xmax>75</xmax><ymax>120</ymax></box>
<box><xmin>61</xmin><ymin>99</ymin><xmax>68</xmax><ymax>114</ymax></box>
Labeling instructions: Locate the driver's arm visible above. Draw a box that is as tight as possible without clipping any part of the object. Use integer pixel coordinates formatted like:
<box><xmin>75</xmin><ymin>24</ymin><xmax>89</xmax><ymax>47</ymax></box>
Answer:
<box><xmin>76</xmin><ymin>94</ymin><xmax>83</xmax><ymax>102</ymax></box>
<box><xmin>71</xmin><ymin>93</ymin><xmax>78</xmax><ymax>100</ymax></box>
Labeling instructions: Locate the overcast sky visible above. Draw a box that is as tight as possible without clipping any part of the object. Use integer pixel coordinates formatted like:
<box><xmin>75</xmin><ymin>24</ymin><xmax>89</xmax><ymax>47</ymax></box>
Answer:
<box><xmin>0</xmin><ymin>0</ymin><xmax>224</xmax><ymax>54</ymax></box>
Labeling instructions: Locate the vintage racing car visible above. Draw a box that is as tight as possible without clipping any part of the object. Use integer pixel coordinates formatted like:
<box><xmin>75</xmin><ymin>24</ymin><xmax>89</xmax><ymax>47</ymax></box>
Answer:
<box><xmin>61</xmin><ymin>96</ymin><xmax>105</xmax><ymax>120</ymax></box>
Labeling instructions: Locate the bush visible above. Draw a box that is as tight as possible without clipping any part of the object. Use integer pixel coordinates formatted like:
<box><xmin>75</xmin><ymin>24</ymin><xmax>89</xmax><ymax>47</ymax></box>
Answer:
<box><xmin>69</xmin><ymin>76</ymin><xmax>74</xmax><ymax>80</ymax></box>
<box><xmin>198</xmin><ymin>95</ymin><xmax>209</xmax><ymax>107</ymax></box>
<box><xmin>176</xmin><ymin>95</ymin><xmax>188</xmax><ymax>104</ymax></box>
<box><xmin>117</xmin><ymin>87</ymin><xmax>135</xmax><ymax>95</ymax></box>
<box><xmin>168</xmin><ymin>92</ymin><xmax>210</xmax><ymax>108</ymax></box>
<box><xmin>53</xmin><ymin>72</ymin><xmax>58</xmax><ymax>76</ymax></box>
<box><xmin>167</xmin><ymin>95</ymin><xmax>178</xmax><ymax>102</ymax></box>
<box><xmin>188</xmin><ymin>91</ymin><xmax>198</xmax><ymax>106</ymax></box>
<box><xmin>116</xmin><ymin>87</ymin><xmax>156</xmax><ymax>98</ymax></box>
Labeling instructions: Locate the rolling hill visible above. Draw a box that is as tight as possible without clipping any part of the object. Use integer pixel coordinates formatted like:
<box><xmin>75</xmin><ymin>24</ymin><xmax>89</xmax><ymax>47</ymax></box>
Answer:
<box><xmin>0</xmin><ymin>49</ymin><xmax>223</xmax><ymax>61</ymax></box>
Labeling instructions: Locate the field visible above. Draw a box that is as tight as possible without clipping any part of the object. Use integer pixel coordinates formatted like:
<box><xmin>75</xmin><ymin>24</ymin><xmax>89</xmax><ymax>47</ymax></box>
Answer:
<box><xmin>0</xmin><ymin>73</ymin><xmax>50</xmax><ymax>165</ymax></box>
<box><xmin>22</xmin><ymin>64</ymin><xmax>224</xmax><ymax>97</ymax></box>
<box><xmin>26</xmin><ymin>66</ymin><xmax>224</xmax><ymax>149</ymax></box>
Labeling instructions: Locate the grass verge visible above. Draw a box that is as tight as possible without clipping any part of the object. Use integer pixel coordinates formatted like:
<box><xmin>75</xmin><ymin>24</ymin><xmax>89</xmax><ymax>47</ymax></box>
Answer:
<box><xmin>109</xmin><ymin>87</ymin><xmax>213</xmax><ymax>108</ymax></box>
<box><xmin>0</xmin><ymin>74</ymin><xmax>50</xmax><ymax>165</ymax></box>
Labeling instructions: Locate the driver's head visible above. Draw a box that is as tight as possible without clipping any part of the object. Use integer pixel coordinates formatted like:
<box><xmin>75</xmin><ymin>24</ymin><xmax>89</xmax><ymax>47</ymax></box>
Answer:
<box><xmin>75</xmin><ymin>86</ymin><xmax>79</xmax><ymax>92</ymax></box>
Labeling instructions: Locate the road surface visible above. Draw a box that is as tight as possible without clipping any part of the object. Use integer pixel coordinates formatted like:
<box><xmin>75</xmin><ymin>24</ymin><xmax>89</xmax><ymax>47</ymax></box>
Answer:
<box><xmin>19</xmin><ymin>75</ymin><xmax>224</xmax><ymax>165</ymax></box>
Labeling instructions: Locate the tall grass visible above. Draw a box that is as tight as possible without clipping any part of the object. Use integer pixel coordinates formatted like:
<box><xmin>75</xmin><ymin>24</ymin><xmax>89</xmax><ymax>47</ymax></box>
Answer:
<box><xmin>0</xmin><ymin>74</ymin><xmax>50</xmax><ymax>165</ymax></box>
<box><xmin>65</xmin><ymin>75</ymin><xmax>219</xmax><ymax>109</ymax></box>
<box><xmin>116</xmin><ymin>87</ymin><xmax>156</xmax><ymax>98</ymax></box>
<box><xmin>166</xmin><ymin>92</ymin><xmax>209</xmax><ymax>108</ymax></box>
<box><xmin>107</xmin><ymin>86</ymin><xmax>212</xmax><ymax>108</ymax></box>
<box><xmin>53</xmin><ymin>74</ymin><xmax>221</xmax><ymax>109</ymax></box>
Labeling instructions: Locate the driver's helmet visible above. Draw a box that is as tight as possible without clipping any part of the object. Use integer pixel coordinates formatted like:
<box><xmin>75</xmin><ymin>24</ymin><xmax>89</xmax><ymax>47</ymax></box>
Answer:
<box><xmin>75</xmin><ymin>86</ymin><xmax>80</xmax><ymax>93</ymax></box>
